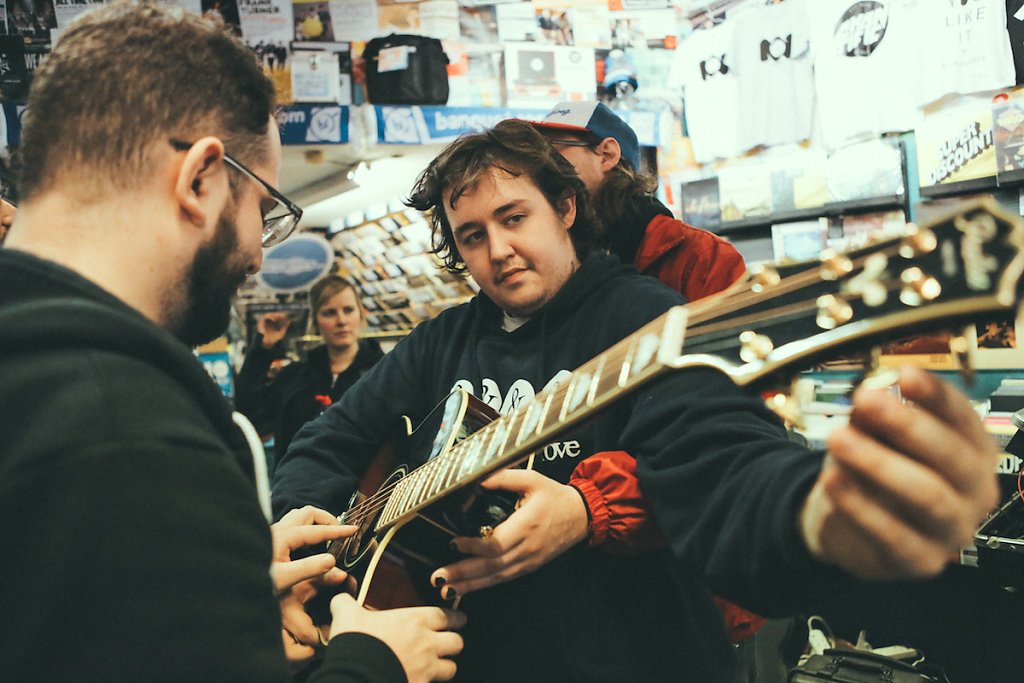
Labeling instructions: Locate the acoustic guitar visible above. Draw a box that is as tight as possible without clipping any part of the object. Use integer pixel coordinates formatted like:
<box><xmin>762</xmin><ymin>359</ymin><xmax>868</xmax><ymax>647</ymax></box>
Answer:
<box><xmin>327</xmin><ymin>198</ymin><xmax>1024</xmax><ymax>609</ymax></box>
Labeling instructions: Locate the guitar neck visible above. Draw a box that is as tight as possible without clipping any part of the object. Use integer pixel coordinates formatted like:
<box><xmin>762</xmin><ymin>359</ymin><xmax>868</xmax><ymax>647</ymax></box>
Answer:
<box><xmin>371</xmin><ymin>197</ymin><xmax>1024</xmax><ymax>531</ymax></box>
<box><xmin>375</xmin><ymin>307</ymin><xmax>689</xmax><ymax>529</ymax></box>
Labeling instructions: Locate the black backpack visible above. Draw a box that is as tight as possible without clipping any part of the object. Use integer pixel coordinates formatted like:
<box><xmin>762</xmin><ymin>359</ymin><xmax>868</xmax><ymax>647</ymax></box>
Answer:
<box><xmin>363</xmin><ymin>33</ymin><xmax>449</xmax><ymax>105</ymax></box>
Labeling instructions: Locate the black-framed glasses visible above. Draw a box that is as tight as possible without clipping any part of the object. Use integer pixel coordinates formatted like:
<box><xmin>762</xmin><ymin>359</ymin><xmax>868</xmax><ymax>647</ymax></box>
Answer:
<box><xmin>169</xmin><ymin>139</ymin><xmax>302</xmax><ymax>248</ymax></box>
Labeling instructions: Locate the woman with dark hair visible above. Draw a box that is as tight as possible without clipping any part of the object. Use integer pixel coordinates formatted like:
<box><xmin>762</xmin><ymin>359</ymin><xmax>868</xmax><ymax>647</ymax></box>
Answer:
<box><xmin>235</xmin><ymin>275</ymin><xmax>384</xmax><ymax>462</ymax></box>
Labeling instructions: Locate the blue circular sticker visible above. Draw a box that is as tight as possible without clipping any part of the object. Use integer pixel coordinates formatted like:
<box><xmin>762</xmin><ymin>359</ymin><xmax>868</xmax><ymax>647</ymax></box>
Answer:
<box><xmin>258</xmin><ymin>233</ymin><xmax>334</xmax><ymax>292</ymax></box>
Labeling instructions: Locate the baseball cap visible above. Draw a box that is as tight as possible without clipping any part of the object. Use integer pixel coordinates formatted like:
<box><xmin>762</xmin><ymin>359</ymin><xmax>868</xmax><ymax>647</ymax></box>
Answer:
<box><xmin>531</xmin><ymin>101</ymin><xmax>641</xmax><ymax>171</ymax></box>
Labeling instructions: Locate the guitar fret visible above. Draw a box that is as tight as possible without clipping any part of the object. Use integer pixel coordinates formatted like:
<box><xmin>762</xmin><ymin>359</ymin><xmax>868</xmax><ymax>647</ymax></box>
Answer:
<box><xmin>517</xmin><ymin>399</ymin><xmax>541</xmax><ymax>445</ymax></box>
<box><xmin>594</xmin><ymin>361</ymin><xmax>621</xmax><ymax>401</ymax></box>
<box><xmin>630</xmin><ymin>332</ymin><xmax>662</xmax><ymax>381</ymax></box>
<box><xmin>587</xmin><ymin>355</ymin><xmax>606</xmax><ymax>405</ymax></box>
<box><xmin>503</xmin><ymin>407</ymin><xmax>528</xmax><ymax>452</ymax></box>
<box><xmin>618</xmin><ymin>336</ymin><xmax>639</xmax><ymax>387</ymax></box>
<box><xmin>380</xmin><ymin>478</ymin><xmax>405</xmax><ymax>526</ymax></box>
<box><xmin>533</xmin><ymin>392</ymin><xmax>556</xmax><ymax>442</ymax></box>
<box><xmin>568</xmin><ymin>370</ymin><xmax>592</xmax><ymax>414</ymax></box>
<box><xmin>457</xmin><ymin>437</ymin><xmax>483</xmax><ymax>480</ymax></box>
<box><xmin>437</xmin><ymin>450</ymin><xmax>457</xmax><ymax>491</ymax></box>
<box><xmin>483</xmin><ymin>420</ymin><xmax>510</xmax><ymax>465</ymax></box>
<box><xmin>557</xmin><ymin>374</ymin><xmax>581</xmax><ymax>422</ymax></box>
<box><xmin>398</xmin><ymin>471</ymin><xmax>420</xmax><ymax>516</ymax></box>
<box><xmin>423</xmin><ymin>459</ymin><xmax>444</xmax><ymax>501</ymax></box>
<box><xmin>407</xmin><ymin>469</ymin><xmax>428</xmax><ymax>510</ymax></box>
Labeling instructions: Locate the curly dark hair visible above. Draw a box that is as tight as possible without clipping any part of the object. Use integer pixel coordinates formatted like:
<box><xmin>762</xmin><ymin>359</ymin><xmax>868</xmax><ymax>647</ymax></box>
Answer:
<box><xmin>406</xmin><ymin>119</ymin><xmax>600</xmax><ymax>273</ymax></box>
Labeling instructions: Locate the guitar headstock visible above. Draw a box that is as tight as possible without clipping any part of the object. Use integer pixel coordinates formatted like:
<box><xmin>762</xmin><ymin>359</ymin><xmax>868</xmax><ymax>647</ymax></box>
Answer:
<box><xmin>677</xmin><ymin>198</ymin><xmax>1024</xmax><ymax>388</ymax></box>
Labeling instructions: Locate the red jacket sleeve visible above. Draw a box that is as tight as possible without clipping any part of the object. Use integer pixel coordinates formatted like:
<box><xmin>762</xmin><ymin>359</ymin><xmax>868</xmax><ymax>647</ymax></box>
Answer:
<box><xmin>568</xmin><ymin>450</ymin><xmax>665</xmax><ymax>554</ymax></box>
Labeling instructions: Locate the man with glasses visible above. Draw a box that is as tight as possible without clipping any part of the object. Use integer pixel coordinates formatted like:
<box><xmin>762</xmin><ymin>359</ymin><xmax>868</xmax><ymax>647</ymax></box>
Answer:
<box><xmin>0</xmin><ymin>2</ymin><xmax>464</xmax><ymax>681</ymax></box>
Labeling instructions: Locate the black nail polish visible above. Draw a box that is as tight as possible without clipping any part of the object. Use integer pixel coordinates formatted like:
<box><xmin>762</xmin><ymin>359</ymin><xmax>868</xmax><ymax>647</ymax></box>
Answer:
<box><xmin>433</xmin><ymin>575</ymin><xmax>446</xmax><ymax>588</ymax></box>
<box><xmin>444</xmin><ymin>586</ymin><xmax>457</xmax><ymax>600</ymax></box>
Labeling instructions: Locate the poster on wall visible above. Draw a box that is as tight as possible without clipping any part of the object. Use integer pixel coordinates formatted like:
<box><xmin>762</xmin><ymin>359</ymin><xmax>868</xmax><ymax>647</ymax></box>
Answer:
<box><xmin>290</xmin><ymin>45</ymin><xmax>351</xmax><ymax>104</ymax></box>
<box><xmin>495</xmin><ymin>1</ymin><xmax>539</xmax><ymax>42</ymax></box>
<box><xmin>292</xmin><ymin>0</ymin><xmax>335</xmax><ymax>41</ymax></box>
<box><xmin>459</xmin><ymin>3</ymin><xmax>499</xmax><ymax>46</ymax></box>
<box><xmin>53</xmin><ymin>0</ymin><xmax>103</xmax><ymax>30</ymax></box>
<box><xmin>239</xmin><ymin>0</ymin><xmax>293</xmax><ymax>47</ymax></box>
<box><xmin>503</xmin><ymin>43</ymin><xmax>595</xmax><ymax>108</ymax></box>
<box><xmin>533</xmin><ymin>0</ymin><xmax>610</xmax><ymax>49</ymax></box>
<box><xmin>321</xmin><ymin>0</ymin><xmax>378</xmax><ymax>41</ymax></box>
<box><xmin>916</xmin><ymin>92</ymin><xmax>997</xmax><ymax>192</ymax></box>
<box><xmin>377</xmin><ymin>0</ymin><xmax>420</xmax><ymax>35</ymax></box>
<box><xmin>607</xmin><ymin>0</ymin><xmax>674</xmax><ymax>50</ymax></box>
<box><xmin>239</xmin><ymin>0</ymin><xmax>294</xmax><ymax>101</ymax></box>
<box><xmin>419</xmin><ymin>0</ymin><xmax>460</xmax><ymax>41</ymax></box>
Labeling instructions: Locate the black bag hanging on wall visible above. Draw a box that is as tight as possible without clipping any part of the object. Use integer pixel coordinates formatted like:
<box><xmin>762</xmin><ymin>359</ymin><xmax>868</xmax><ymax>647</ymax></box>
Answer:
<box><xmin>363</xmin><ymin>34</ymin><xmax>449</xmax><ymax>105</ymax></box>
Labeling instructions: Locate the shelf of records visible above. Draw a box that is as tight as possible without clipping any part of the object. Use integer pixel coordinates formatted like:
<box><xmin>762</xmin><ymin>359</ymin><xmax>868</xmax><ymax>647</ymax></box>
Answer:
<box><xmin>327</xmin><ymin>204</ymin><xmax>477</xmax><ymax>337</ymax></box>
<box><xmin>235</xmin><ymin>202</ymin><xmax>475</xmax><ymax>340</ymax></box>
<box><xmin>678</xmin><ymin>136</ymin><xmax>910</xmax><ymax>234</ymax></box>
<box><xmin>680</xmin><ymin>86</ymin><xmax>1024</xmax><ymax>236</ymax></box>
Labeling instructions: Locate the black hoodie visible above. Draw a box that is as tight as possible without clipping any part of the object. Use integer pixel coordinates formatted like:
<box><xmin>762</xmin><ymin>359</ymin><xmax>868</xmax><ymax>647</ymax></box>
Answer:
<box><xmin>274</xmin><ymin>252</ymin><xmax>849</xmax><ymax>682</ymax></box>
<box><xmin>0</xmin><ymin>248</ymin><xmax>404</xmax><ymax>682</ymax></box>
<box><xmin>235</xmin><ymin>337</ymin><xmax>385</xmax><ymax>458</ymax></box>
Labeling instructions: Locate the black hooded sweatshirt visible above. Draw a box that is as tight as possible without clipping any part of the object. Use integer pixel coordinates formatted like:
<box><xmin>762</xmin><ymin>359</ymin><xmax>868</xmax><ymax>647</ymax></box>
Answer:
<box><xmin>235</xmin><ymin>336</ymin><xmax>385</xmax><ymax>458</ymax></box>
<box><xmin>0</xmin><ymin>248</ymin><xmax>404</xmax><ymax>682</ymax></box>
<box><xmin>273</xmin><ymin>252</ymin><xmax>849</xmax><ymax>683</ymax></box>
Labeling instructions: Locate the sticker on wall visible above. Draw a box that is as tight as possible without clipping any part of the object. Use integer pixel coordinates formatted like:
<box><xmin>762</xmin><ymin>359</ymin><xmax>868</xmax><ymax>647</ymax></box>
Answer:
<box><xmin>258</xmin><ymin>233</ymin><xmax>335</xmax><ymax>292</ymax></box>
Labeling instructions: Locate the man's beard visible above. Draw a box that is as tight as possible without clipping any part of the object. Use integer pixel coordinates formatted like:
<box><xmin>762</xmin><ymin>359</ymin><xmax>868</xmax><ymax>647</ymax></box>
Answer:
<box><xmin>165</xmin><ymin>203</ymin><xmax>250</xmax><ymax>347</ymax></box>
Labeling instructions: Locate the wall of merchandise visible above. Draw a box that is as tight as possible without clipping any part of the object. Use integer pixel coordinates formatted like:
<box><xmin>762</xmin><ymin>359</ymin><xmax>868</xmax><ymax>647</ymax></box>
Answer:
<box><xmin>5</xmin><ymin>0</ymin><xmax>1024</xmax><ymax>348</ymax></box>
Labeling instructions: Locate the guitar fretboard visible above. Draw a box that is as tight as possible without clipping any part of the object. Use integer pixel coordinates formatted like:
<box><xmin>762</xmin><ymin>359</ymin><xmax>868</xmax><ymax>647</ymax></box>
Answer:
<box><xmin>375</xmin><ymin>306</ymin><xmax>690</xmax><ymax>529</ymax></box>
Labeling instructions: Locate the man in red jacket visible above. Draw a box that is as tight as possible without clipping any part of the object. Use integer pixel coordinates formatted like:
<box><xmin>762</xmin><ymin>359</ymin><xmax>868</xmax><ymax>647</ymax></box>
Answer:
<box><xmin>530</xmin><ymin>100</ymin><xmax>746</xmax><ymax>303</ymax></box>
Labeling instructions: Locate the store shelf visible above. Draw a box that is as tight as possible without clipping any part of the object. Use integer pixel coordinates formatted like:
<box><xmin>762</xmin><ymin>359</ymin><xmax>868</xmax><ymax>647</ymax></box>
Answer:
<box><xmin>712</xmin><ymin>194</ymin><xmax>908</xmax><ymax>234</ymax></box>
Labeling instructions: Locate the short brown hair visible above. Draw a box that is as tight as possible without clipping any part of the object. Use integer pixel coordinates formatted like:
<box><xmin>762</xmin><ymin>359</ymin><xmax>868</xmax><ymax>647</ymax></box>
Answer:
<box><xmin>406</xmin><ymin>119</ymin><xmax>599</xmax><ymax>273</ymax></box>
<box><xmin>309</xmin><ymin>275</ymin><xmax>359</xmax><ymax>320</ymax></box>
<box><xmin>18</xmin><ymin>0</ymin><xmax>275</xmax><ymax>200</ymax></box>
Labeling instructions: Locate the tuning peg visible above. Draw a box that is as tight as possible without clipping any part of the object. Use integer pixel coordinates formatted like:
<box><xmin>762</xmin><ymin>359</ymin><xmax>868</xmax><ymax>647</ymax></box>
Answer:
<box><xmin>898</xmin><ymin>223</ymin><xmax>937</xmax><ymax>258</ymax></box>
<box><xmin>765</xmin><ymin>391</ymin><xmax>805</xmax><ymax>431</ymax></box>
<box><xmin>739</xmin><ymin>330</ymin><xmax>774</xmax><ymax>362</ymax></box>
<box><xmin>899</xmin><ymin>266</ymin><xmax>942</xmax><ymax>306</ymax></box>
<box><xmin>750</xmin><ymin>264</ymin><xmax>781</xmax><ymax>293</ymax></box>
<box><xmin>816</xmin><ymin>294</ymin><xmax>853</xmax><ymax>329</ymax></box>
<box><xmin>819</xmin><ymin>249</ymin><xmax>853</xmax><ymax>281</ymax></box>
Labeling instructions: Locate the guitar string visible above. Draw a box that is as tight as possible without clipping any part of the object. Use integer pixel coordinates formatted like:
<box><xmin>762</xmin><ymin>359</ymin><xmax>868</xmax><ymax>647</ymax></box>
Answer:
<box><xmin>340</xmin><ymin>242</ymin><xmax>913</xmax><ymax>529</ymax></box>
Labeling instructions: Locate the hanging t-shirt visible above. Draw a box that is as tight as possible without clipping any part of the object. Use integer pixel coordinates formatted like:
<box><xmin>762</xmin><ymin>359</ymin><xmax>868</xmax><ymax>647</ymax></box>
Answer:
<box><xmin>917</xmin><ymin>0</ymin><xmax>1015</xmax><ymax>105</ymax></box>
<box><xmin>669</xmin><ymin>20</ymin><xmax>744</xmax><ymax>163</ymax></box>
<box><xmin>1006</xmin><ymin>0</ymin><xmax>1024</xmax><ymax>84</ymax></box>
<box><xmin>731</xmin><ymin>0</ymin><xmax>815</xmax><ymax>151</ymax></box>
<box><xmin>808</xmin><ymin>0</ymin><xmax>926</xmax><ymax>149</ymax></box>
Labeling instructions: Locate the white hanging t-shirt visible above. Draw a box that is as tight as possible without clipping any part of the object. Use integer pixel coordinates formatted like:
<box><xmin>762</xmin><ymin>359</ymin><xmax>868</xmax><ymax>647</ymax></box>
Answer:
<box><xmin>916</xmin><ymin>0</ymin><xmax>1015</xmax><ymax>105</ymax></box>
<box><xmin>669</xmin><ymin>20</ymin><xmax>744</xmax><ymax>163</ymax></box>
<box><xmin>808</xmin><ymin>0</ymin><xmax>926</xmax><ymax>149</ymax></box>
<box><xmin>731</xmin><ymin>0</ymin><xmax>815</xmax><ymax>151</ymax></box>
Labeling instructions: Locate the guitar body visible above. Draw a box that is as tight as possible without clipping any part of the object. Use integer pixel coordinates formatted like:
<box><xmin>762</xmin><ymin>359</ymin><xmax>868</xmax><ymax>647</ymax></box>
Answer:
<box><xmin>328</xmin><ymin>390</ymin><xmax>520</xmax><ymax>608</ymax></box>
